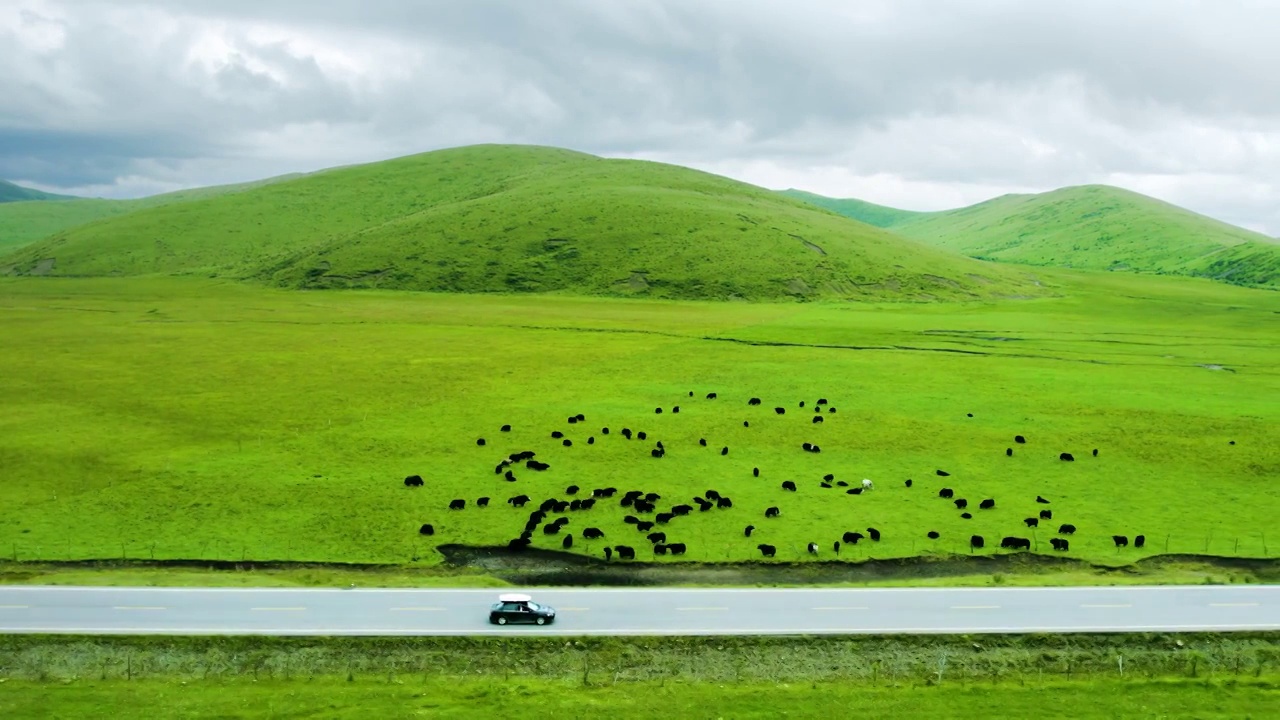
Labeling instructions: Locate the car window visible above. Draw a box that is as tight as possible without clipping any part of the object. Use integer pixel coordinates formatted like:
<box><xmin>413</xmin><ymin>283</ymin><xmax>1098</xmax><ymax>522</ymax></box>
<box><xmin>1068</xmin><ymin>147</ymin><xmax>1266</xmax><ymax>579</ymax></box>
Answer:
<box><xmin>526</xmin><ymin>602</ymin><xmax>540</xmax><ymax>611</ymax></box>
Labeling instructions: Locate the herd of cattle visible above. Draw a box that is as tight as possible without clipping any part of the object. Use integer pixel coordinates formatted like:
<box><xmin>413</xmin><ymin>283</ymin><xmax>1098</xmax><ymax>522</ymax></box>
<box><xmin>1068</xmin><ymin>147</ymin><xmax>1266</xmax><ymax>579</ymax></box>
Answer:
<box><xmin>405</xmin><ymin>391</ymin><xmax>1144</xmax><ymax>561</ymax></box>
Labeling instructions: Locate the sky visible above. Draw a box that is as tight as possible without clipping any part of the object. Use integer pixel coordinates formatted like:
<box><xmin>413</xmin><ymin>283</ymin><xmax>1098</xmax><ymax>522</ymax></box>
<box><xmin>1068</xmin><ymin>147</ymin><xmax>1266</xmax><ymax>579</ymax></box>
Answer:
<box><xmin>2</xmin><ymin>0</ymin><xmax>1278</xmax><ymax>235</ymax></box>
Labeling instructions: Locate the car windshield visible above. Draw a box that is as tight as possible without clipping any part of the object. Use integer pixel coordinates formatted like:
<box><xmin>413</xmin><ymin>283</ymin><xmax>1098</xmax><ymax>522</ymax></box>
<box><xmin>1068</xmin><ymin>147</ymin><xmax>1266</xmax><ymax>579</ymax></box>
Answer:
<box><xmin>525</xmin><ymin>602</ymin><xmax>540</xmax><ymax>611</ymax></box>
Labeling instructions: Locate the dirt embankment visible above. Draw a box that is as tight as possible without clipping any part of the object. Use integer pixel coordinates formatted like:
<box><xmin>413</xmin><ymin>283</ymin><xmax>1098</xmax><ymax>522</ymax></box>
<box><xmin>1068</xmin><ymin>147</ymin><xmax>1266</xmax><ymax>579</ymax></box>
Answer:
<box><xmin>10</xmin><ymin>546</ymin><xmax>1273</xmax><ymax>587</ymax></box>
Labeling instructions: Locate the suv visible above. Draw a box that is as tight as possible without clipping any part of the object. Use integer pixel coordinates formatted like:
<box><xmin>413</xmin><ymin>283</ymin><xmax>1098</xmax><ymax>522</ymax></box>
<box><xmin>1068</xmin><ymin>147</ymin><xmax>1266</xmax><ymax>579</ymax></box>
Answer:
<box><xmin>489</xmin><ymin>593</ymin><xmax>556</xmax><ymax>625</ymax></box>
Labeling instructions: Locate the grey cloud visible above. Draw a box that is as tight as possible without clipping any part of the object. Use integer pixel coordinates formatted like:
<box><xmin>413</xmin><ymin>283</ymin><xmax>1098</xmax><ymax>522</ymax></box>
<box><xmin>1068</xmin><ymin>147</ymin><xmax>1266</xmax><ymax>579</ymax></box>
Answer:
<box><xmin>2</xmin><ymin>0</ymin><xmax>1278</xmax><ymax>233</ymax></box>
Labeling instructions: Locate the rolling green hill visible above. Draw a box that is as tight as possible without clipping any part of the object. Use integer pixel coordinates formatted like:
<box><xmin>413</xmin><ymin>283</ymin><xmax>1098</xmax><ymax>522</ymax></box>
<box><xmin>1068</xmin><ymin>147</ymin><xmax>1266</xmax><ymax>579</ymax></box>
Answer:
<box><xmin>0</xmin><ymin>174</ymin><xmax>307</xmax><ymax>255</ymax></box>
<box><xmin>1</xmin><ymin>145</ymin><xmax>1040</xmax><ymax>301</ymax></box>
<box><xmin>0</xmin><ymin>179</ymin><xmax>76</xmax><ymax>203</ymax></box>
<box><xmin>780</xmin><ymin>189</ymin><xmax>922</xmax><ymax>228</ymax></box>
<box><xmin>789</xmin><ymin>185</ymin><xmax>1280</xmax><ymax>288</ymax></box>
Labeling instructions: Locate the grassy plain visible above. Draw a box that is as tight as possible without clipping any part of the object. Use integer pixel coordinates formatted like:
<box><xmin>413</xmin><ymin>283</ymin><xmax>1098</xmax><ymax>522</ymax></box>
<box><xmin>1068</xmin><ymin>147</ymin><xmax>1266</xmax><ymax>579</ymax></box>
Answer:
<box><xmin>1</xmin><ymin>145</ymin><xmax>1037</xmax><ymax>302</ymax></box>
<box><xmin>0</xmin><ymin>634</ymin><xmax>1276</xmax><ymax>718</ymax></box>
<box><xmin>0</xmin><ymin>269</ymin><xmax>1276</xmax><ymax>570</ymax></box>
<box><xmin>3</xmin><ymin>677</ymin><xmax>1276</xmax><ymax>718</ymax></box>
<box><xmin>789</xmin><ymin>184</ymin><xmax>1280</xmax><ymax>288</ymax></box>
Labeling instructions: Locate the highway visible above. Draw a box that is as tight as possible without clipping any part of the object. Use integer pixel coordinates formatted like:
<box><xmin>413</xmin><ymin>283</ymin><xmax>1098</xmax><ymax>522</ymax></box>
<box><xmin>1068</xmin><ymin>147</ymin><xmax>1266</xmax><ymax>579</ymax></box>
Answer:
<box><xmin>0</xmin><ymin>585</ymin><xmax>1276</xmax><ymax>636</ymax></box>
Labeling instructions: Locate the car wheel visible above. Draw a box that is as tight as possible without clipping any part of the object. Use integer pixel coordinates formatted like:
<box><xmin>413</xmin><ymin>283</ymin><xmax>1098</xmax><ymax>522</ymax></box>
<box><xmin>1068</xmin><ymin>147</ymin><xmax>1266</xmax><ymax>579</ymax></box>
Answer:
<box><xmin>535</xmin><ymin>617</ymin><xmax>546</xmax><ymax>626</ymax></box>
<box><xmin>497</xmin><ymin>617</ymin><xmax>507</xmax><ymax>625</ymax></box>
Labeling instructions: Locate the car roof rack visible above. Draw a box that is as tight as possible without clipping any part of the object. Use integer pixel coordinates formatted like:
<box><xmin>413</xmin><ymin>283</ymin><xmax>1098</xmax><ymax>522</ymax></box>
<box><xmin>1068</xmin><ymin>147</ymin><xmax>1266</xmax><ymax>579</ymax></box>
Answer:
<box><xmin>498</xmin><ymin>593</ymin><xmax>533</xmax><ymax>603</ymax></box>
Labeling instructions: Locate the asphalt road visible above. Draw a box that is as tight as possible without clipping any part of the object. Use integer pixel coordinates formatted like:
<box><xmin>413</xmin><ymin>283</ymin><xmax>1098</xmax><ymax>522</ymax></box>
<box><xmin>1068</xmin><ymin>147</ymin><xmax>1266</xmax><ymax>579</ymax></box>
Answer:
<box><xmin>1</xmin><ymin>585</ymin><xmax>1276</xmax><ymax>636</ymax></box>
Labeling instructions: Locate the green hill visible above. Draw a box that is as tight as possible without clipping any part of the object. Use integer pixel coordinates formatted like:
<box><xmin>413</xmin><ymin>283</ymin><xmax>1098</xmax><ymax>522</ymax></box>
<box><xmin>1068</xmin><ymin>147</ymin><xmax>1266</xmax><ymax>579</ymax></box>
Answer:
<box><xmin>779</xmin><ymin>189</ymin><xmax>923</xmax><ymax>228</ymax></box>
<box><xmin>0</xmin><ymin>174</ymin><xmax>306</xmax><ymax>255</ymax></box>
<box><xmin>0</xmin><ymin>180</ymin><xmax>76</xmax><ymax>203</ymax></box>
<box><xmin>2</xmin><ymin>145</ymin><xmax>1040</xmax><ymax>301</ymax></box>
<box><xmin>788</xmin><ymin>185</ymin><xmax>1280</xmax><ymax>288</ymax></box>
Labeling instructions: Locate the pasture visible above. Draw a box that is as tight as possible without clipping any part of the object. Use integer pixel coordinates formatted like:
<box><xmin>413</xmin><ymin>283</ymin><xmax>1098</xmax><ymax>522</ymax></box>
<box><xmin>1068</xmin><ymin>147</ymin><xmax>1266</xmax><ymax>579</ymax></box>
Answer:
<box><xmin>0</xmin><ymin>270</ymin><xmax>1276</xmax><ymax>569</ymax></box>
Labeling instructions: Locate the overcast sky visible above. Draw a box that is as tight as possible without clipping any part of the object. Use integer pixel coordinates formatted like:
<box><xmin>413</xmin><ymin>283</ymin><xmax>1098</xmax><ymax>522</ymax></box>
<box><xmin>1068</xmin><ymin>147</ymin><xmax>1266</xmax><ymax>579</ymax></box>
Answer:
<box><xmin>3</xmin><ymin>0</ymin><xmax>1278</xmax><ymax>234</ymax></box>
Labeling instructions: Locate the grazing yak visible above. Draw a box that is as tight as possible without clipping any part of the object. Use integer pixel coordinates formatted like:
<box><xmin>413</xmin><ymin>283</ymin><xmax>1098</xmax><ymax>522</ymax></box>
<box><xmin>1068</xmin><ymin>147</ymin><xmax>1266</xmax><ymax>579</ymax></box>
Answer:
<box><xmin>939</xmin><ymin>488</ymin><xmax>955</xmax><ymax>499</ymax></box>
<box><xmin>1113</xmin><ymin>535</ymin><xmax>1129</xmax><ymax>547</ymax></box>
<box><xmin>418</xmin><ymin>524</ymin><xmax>434</xmax><ymax>536</ymax></box>
<box><xmin>927</xmin><ymin>531</ymin><xmax>940</xmax><ymax>539</ymax></box>
<box><xmin>1050</xmin><ymin>538</ymin><xmax>1069</xmax><ymax>551</ymax></box>
<box><xmin>862</xmin><ymin>478</ymin><xmax>874</xmax><ymax>491</ymax></box>
<box><xmin>404</xmin><ymin>475</ymin><xmax>424</xmax><ymax>487</ymax></box>
<box><xmin>1023</xmin><ymin>517</ymin><xmax>1038</xmax><ymax>528</ymax></box>
<box><xmin>562</xmin><ymin>534</ymin><xmax>573</xmax><ymax>549</ymax></box>
<box><xmin>743</xmin><ymin>525</ymin><xmax>755</xmax><ymax>537</ymax></box>
<box><xmin>448</xmin><ymin>499</ymin><xmax>466</xmax><ymax>510</ymax></box>
<box><xmin>979</xmin><ymin>499</ymin><xmax>995</xmax><ymax>510</ymax></box>
<box><xmin>583</xmin><ymin>527</ymin><xmax>605</xmax><ymax>539</ymax></box>
<box><xmin>954</xmin><ymin>498</ymin><xmax>968</xmax><ymax>510</ymax></box>
<box><xmin>781</xmin><ymin>480</ymin><xmax>797</xmax><ymax>492</ymax></box>
<box><xmin>1001</xmin><ymin>536</ymin><xmax>1031</xmax><ymax>550</ymax></box>
<box><xmin>970</xmin><ymin>535</ymin><xmax>985</xmax><ymax>549</ymax></box>
<box><xmin>765</xmin><ymin>506</ymin><xmax>781</xmax><ymax>518</ymax></box>
<box><xmin>757</xmin><ymin>544</ymin><xmax>777</xmax><ymax>558</ymax></box>
<box><xmin>615</xmin><ymin>545</ymin><xmax>636</xmax><ymax>560</ymax></box>
<box><xmin>1060</xmin><ymin>452</ymin><xmax>1075</xmax><ymax>462</ymax></box>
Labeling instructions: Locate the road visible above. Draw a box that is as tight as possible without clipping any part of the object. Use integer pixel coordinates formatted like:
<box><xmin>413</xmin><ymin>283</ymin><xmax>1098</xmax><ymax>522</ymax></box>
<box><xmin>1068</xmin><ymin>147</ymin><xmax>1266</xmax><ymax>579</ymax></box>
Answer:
<box><xmin>0</xmin><ymin>585</ymin><xmax>1275</xmax><ymax>636</ymax></box>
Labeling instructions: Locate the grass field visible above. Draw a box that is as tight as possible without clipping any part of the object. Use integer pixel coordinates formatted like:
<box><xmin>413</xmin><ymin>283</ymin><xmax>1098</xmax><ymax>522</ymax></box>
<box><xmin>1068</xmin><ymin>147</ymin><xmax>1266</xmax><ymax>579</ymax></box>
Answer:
<box><xmin>0</xmin><ymin>268</ymin><xmax>1275</xmax><ymax>569</ymax></box>
<box><xmin>788</xmin><ymin>184</ymin><xmax>1280</xmax><ymax>288</ymax></box>
<box><xmin>0</xmin><ymin>634</ymin><xmax>1276</xmax><ymax>718</ymax></box>
<box><xmin>0</xmin><ymin>145</ymin><xmax>1039</xmax><ymax>302</ymax></box>
<box><xmin>4</xmin><ymin>677</ymin><xmax>1276</xmax><ymax>718</ymax></box>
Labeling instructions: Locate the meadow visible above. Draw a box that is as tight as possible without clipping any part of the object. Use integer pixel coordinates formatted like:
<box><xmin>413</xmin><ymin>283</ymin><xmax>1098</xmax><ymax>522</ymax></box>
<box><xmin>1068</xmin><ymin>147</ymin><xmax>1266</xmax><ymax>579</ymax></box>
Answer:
<box><xmin>0</xmin><ymin>268</ymin><xmax>1276</xmax><ymax>570</ymax></box>
<box><xmin>0</xmin><ymin>634</ymin><xmax>1276</xmax><ymax>718</ymax></box>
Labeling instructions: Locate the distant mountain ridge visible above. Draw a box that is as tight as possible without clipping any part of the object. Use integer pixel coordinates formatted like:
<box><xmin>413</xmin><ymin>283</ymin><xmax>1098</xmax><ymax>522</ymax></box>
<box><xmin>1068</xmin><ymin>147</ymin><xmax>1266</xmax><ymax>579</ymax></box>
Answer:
<box><xmin>0</xmin><ymin>180</ymin><xmax>77</xmax><ymax>203</ymax></box>
<box><xmin>783</xmin><ymin>185</ymin><xmax>1279</xmax><ymax>288</ymax></box>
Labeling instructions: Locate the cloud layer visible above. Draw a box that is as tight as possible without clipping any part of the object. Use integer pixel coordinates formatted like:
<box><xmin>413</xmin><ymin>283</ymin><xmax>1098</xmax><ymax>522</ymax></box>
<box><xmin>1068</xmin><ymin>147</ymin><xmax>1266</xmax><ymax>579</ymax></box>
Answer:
<box><xmin>3</xmin><ymin>0</ymin><xmax>1278</xmax><ymax>234</ymax></box>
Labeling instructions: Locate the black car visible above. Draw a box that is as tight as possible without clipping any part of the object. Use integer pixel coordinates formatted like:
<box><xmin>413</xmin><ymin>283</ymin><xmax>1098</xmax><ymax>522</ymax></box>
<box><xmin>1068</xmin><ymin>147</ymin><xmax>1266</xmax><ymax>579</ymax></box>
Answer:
<box><xmin>489</xmin><ymin>593</ymin><xmax>556</xmax><ymax>625</ymax></box>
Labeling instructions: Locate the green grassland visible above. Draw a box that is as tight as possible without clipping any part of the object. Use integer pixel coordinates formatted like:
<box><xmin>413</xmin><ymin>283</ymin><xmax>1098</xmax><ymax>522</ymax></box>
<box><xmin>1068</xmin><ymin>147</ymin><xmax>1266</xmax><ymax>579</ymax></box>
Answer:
<box><xmin>1</xmin><ymin>634</ymin><xmax>1276</xmax><ymax>718</ymax></box>
<box><xmin>4</xmin><ymin>676</ymin><xmax>1276</xmax><ymax>718</ymax></box>
<box><xmin>789</xmin><ymin>184</ymin><xmax>1280</xmax><ymax>288</ymax></box>
<box><xmin>0</xmin><ymin>145</ymin><xmax>1040</xmax><ymax>302</ymax></box>
<box><xmin>0</xmin><ymin>269</ymin><xmax>1275</xmax><ymax>569</ymax></box>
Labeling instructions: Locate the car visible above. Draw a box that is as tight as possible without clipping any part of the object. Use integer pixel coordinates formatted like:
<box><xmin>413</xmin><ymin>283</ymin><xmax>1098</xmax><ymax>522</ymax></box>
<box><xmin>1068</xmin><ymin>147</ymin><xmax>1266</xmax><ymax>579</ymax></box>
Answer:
<box><xmin>489</xmin><ymin>593</ymin><xmax>557</xmax><ymax>625</ymax></box>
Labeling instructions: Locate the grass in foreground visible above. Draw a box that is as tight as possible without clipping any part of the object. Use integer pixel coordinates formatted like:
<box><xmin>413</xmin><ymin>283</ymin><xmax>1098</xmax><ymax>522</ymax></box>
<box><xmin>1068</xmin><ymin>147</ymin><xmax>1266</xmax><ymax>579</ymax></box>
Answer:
<box><xmin>1</xmin><ymin>677</ymin><xmax>1276</xmax><ymax>719</ymax></box>
<box><xmin>0</xmin><ymin>271</ymin><xmax>1276</xmax><ymax>568</ymax></box>
<box><xmin>1</xmin><ymin>634</ymin><xmax>1276</xmax><ymax>719</ymax></box>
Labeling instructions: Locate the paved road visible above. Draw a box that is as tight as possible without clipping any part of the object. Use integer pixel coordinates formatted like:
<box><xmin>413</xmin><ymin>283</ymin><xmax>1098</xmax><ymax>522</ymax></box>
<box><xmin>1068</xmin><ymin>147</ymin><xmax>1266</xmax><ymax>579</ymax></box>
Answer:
<box><xmin>0</xmin><ymin>585</ymin><xmax>1275</xmax><ymax>636</ymax></box>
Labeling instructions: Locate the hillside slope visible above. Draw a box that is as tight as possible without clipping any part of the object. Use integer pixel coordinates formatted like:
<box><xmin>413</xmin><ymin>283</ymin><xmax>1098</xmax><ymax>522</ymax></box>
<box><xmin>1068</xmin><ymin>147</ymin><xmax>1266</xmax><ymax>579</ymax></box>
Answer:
<box><xmin>2</xmin><ymin>145</ymin><xmax>1040</xmax><ymax>302</ymax></box>
<box><xmin>789</xmin><ymin>185</ymin><xmax>1279</xmax><ymax>288</ymax></box>
<box><xmin>0</xmin><ymin>174</ymin><xmax>307</xmax><ymax>255</ymax></box>
<box><xmin>0</xmin><ymin>180</ymin><xmax>76</xmax><ymax>203</ymax></box>
<box><xmin>779</xmin><ymin>189</ymin><xmax>922</xmax><ymax>228</ymax></box>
